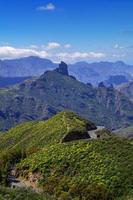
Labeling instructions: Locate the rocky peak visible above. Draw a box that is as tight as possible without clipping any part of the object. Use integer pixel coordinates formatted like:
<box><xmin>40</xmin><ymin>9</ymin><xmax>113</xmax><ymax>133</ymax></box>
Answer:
<box><xmin>98</xmin><ymin>82</ymin><xmax>106</xmax><ymax>88</ymax></box>
<box><xmin>55</xmin><ymin>61</ymin><xmax>69</xmax><ymax>76</ymax></box>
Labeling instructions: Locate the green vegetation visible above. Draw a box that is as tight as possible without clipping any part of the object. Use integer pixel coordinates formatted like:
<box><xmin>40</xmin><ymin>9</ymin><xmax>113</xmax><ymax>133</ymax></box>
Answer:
<box><xmin>0</xmin><ymin>111</ymin><xmax>96</xmax><ymax>152</ymax></box>
<box><xmin>0</xmin><ymin>111</ymin><xmax>133</xmax><ymax>200</ymax></box>
<box><xmin>0</xmin><ymin>111</ymin><xmax>96</xmax><ymax>182</ymax></box>
<box><xmin>17</xmin><ymin>138</ymin><xmax>133</xmax><ymax>200</ymax></box>
<box><xmin>0</xmin><ymin>187</ymin><xmax>52</xmax><ymax>200</ymax></box>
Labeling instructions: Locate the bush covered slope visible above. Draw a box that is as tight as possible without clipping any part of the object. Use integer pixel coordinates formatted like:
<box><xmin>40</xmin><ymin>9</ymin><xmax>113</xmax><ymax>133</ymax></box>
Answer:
<box><xmin>0</xmin><ymin>111</ymin><xmax>133</xmax><ymax>200</ymax></box>
<box><xmin>0</xmin><ymin>187</ymin><xmax>51</xmax><ymax>200</ymax></box>
<box><xmin>17</xmin><ymin>138</ymin><xmax>133</xmax><ymax>200</ymax></box>
<box><xmin>0</xmin><ymin>111</ymin><xmax>96</xmax><ymax>152</ymax></box>
<box><xmin>0</xmin><ymin>111</ymin><xmax>96</xmax><ymax>176</ymax></box>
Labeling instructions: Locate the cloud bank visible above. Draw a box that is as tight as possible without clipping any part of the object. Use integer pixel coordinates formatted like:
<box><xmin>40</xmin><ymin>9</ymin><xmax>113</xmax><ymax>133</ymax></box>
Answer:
<box><xmin>56</xmin><ymin>52</ymin><xmax>105</xmax><ymax>62</ymax></box>
<box><xmin>0</xmin><ymin>46</ymin><xmax>49</xmax><ymax>59</ymax></box>
<box><xmin>0</xmin><ymin>45</ymin><xmax>106</xmax><ymax>62</ymax></box>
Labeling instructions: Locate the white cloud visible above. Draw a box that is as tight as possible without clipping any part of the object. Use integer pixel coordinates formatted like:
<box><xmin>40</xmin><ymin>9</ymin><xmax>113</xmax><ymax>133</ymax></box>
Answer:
<box><xmin>37</xmin><ymin>3</ymin><xmax>55</xmax><ymax>11</ymax></box>
<box><xmin>0</xmin><ymin>45</ymin><xmax>106</xmax><ymax>62</ymax></box>
<box><xmin>56</xmin><ymin>51</ymin><xmax>106</xmax><ymax>62</ymax></box>
<box><xmin>113</xmin><ymin>44</ymin><xmax>124</xmax><ymax>49</ymax></box>
<box><xmin>64</xmin><ymin>44</ymin><xmax>72</xmax><ymax>49</ymax></box>
<box><xmin>46</xmin><ymin>42</ymin><xmax>61</xmax><ymax>50</ymax></box>
<box><xmin>112</xmin><ymin>53</ymin><xmax>126</xmax><ymax>58</ymax></box>
<box><xmin>29</xmin><ymin>45</ymin><xmax>39</xmax><ymax>49</ymax></box>
<box><xmin>0</xmin><ymin>46</ymin><xmax>50</xmax><ymax>59</ymax></box>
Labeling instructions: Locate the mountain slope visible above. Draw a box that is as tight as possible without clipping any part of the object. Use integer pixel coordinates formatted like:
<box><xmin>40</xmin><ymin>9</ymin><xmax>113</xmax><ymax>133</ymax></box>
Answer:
<box><xmin>0</xmin><ymin>62</ymin><xmax>133</xmax><ymax>131</ymax></box>
<box><xmin>0</xmin><ymin>111</ymin><xmax>96</xmax><ymax>153</ymax></box>
<box><xmin>0</xmin><ymin>111</ymin><xmax>132</xmax><ymax>200</ymax></box>
<box><xmin>0</xmin><ymin>187</ymin><xmax>51</xmax><ymax>200</ymax></box>
<box><xmin>17</xmin><ymin>137</ymin><xmax>133</xmax><ymax>200</ymax></box>
<box><xmin>0</xmin><ymin>111</ymin><xmax>97</xmax><ymax>185</ymax></box>
<box><xmin>118</xmin><ymin>82</ymin><xmax>133</xmax><ymax>102</ymax></box>
<box><xmin>1</xmin><ymin>56</ymin><xmax>133</xmax><ymax>85</ymax></box>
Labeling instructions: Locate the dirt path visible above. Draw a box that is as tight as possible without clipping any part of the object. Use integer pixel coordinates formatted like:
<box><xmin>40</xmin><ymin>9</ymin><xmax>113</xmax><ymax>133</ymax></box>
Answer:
<box><xmin>62</xmin><ymin>114</ymin><xmax>70</xmax><ymax>133</ymax></box>
<box><xmin>88</xmin><ymin>126</ymin><xmax>105</xmax><ymax>139</ymax></box>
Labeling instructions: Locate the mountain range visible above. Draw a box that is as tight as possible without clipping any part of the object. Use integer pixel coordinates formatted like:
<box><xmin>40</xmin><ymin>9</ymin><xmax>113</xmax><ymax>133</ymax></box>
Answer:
<box><xmin>0</xmin><ymin>56</ymin><xmax>57</xmax><ymax>77</ymax></box>
<box><xmin>0</xmin><ymin>61</ymin><xmax>133</xmax><ymax>131</ymax></box>
<box><xmin>0</xmin><ymin>56</ymin><xmax>133</xmax><ymax>86</ymax></box>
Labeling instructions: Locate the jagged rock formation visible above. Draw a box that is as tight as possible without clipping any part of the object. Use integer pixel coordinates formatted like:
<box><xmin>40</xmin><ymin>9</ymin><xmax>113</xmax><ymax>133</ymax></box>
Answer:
<box><xmin>0</xmin><ymin>56</ymin><xmax>133</xmax><ymax>85</ymax></box>
<box><xmin>55</xmin><ymin>61</ymin><xmax>69</xmax><ymax>76</ymax></box>
<box><xmin>0</xmin><ymin>62</ymin><xmax>133</xmax><ymax>131</ymax></box>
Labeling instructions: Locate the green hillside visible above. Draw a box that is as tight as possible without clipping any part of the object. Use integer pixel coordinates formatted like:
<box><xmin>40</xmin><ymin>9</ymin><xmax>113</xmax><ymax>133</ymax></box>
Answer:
<box><xmin>0</xmin><ymin>111</ymin><xmax>132</xmax><ymax>200</ymax></box>
<box><xmin>0</xmin><ymin>111</ymin><xmax>96</xmax><ymax>152</ymax></box>
<box><xmin>0</xmin><ymin>187</ymin><xmax>52</xmax><ymax>200</ymax></box>
<box><xmin>17</xmin><ymin>138</ymin><xmax>133</xmax><ymax>200</ymax></box>
<box><xmin>0</xmin><ymin>111</ymin><xmax>96</xmax><ymax>177</ymax></box>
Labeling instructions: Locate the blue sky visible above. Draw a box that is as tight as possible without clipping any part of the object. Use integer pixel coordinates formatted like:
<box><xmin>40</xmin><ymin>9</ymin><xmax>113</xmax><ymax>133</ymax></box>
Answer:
<box><xmin>0</xmin><ymin>0</ymin><xmax>133</xmax><ymax>63</ymax></box>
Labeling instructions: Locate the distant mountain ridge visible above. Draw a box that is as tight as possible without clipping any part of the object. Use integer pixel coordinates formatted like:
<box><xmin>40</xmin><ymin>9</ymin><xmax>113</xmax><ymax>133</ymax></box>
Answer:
<box><xmin>0</xmin><ymin>56</ymin><xmax>57</xmax><ymax>77</ymax></box>
<box><xmin>0</xmin><ymin>56</ymin><xmax>133</xmax><ymax>85</ymax></box>
<box><xmin>0</xmin><ymin>76</ymin><xmax>32</xmax><ymax>87</ymax></box>
<box><xmin>69</xmin><ymin>61</ymin><xmax>133</xmax><ymax>85</ymax></box>
<box><xmin>0</xmin><ymin>62</ymin><xmax>133</xmax><ymax>131</ymax></box>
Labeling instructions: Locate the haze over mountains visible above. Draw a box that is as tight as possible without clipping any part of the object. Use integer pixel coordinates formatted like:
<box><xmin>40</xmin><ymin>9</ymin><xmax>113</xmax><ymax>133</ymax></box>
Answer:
<box><xmin>0</xmin><ymin>56</ymin><xmax>133</xmax><ymax>86</ymax></box>
<box><xmin>0</xmin><ymin>61</ymin><xmax>133</xmax><ymax>131</ymax></box>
